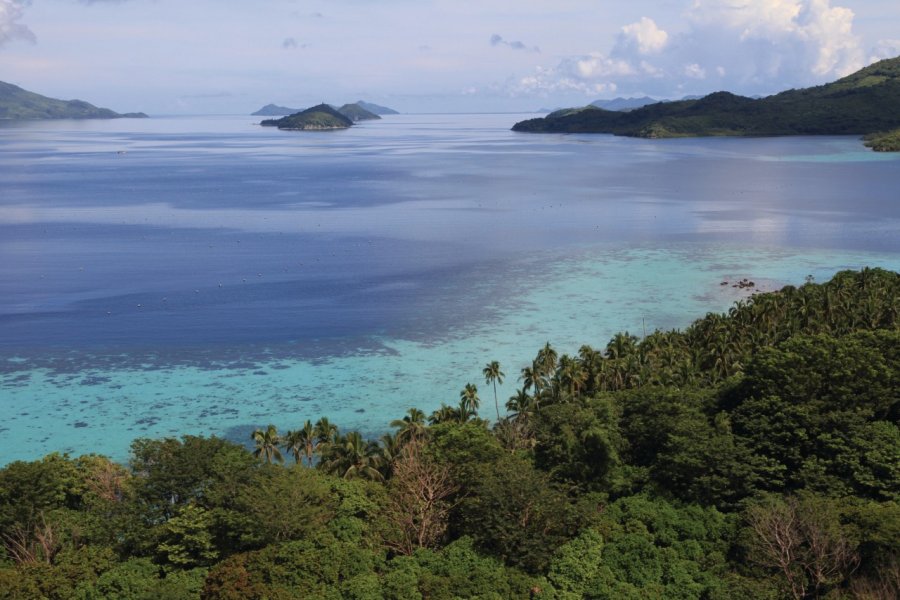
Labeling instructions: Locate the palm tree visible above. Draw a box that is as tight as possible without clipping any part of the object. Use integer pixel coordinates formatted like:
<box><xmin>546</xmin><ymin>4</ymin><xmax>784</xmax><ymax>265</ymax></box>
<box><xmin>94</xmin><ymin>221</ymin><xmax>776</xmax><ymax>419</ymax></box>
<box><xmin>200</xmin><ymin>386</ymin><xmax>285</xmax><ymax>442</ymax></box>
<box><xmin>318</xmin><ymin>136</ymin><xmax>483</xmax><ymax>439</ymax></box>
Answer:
<box><xmin>321</xmin><ymin>431</ymin><xmax>384</xmax><ymax>481</ymax></box>
<box><xmin>459</xmin><ymin>383</ymin><xmax>480</xmax><ymax>417</ymax></box>
<box><xmin>281</xmin><ymin>429</ymin><xmax>305</xmax><ymax>464</ymax></box>
<box><xmin>251</xmin><ymin>425</ymin><xmax>283</xmax><ymax>464</ymax></box>
<box><xmin>296</xmin><ymin>420</ymin><xmax>318</xmax><ymax>466</ymax></box>
<box><xmin>536</xmin><ymin>342</ymin><xmax>558</xmax><ymax>377</ymax></box>
<box><xmin>482</xmin><ymin>360</ymin><xmax>505</xmax><ymax>420</ymax></box>
<box><xmin>505</xmin><ymin>388</ymin><xmax>532</xmax><ymax>422</ymax></box>
<box><xmin>428</xmin><ymin>404</ymin><xmax>459</xmax><ymax>425</ymax></box>
<box><xmin>391</xmin><ymin>408</ymin><xmax>427</xmax><ymax>445</ymax></box>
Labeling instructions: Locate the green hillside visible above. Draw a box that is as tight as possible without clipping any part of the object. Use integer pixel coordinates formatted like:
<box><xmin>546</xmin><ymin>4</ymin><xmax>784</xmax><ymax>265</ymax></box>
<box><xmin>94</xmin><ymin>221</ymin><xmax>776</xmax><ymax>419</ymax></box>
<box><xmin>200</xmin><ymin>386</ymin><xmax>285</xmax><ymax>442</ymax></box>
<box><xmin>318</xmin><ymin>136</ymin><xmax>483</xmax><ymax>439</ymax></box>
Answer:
<box><xmin>0</xmin><ymin>81</ymin><xmax>147</xmax><ymax>120</ymax></box>
<box><xmin>259</xmin><ymin>103</ymin><xmax>353</xmax><ymax>130</ymax></box>
<box><xmin>512</xmin><ymin>56</ymin><xmax>900</xmax><ymax>138</ymax></box>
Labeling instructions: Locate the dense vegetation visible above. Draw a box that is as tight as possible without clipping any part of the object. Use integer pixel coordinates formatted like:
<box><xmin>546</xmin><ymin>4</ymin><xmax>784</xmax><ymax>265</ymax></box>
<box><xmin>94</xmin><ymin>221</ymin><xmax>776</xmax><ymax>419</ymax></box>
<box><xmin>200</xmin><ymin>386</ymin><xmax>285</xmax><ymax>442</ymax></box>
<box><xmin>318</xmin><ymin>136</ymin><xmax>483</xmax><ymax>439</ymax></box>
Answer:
<box><xmin>0</xmin><ymin>81</ymin><xmax>147</xmax><ymax>120</ymax></box>
<box><xmin>260</xmin><ymin>104</ymin><xmax>354</xmax><ymax>130</ymax></box>
<box><xmin>1</xmin><ymin>268</ymin><xmax>897</xmax><ymax>599</ymax></box>
<box><xmin>863</xmin><ymin>128</ymin><xmax>900</xmax><ymax>151</ymax></box>
<box><xmin>512</xmin><ymin>57</ymin><xmax>900</xmax><ymax>138</ymax></box>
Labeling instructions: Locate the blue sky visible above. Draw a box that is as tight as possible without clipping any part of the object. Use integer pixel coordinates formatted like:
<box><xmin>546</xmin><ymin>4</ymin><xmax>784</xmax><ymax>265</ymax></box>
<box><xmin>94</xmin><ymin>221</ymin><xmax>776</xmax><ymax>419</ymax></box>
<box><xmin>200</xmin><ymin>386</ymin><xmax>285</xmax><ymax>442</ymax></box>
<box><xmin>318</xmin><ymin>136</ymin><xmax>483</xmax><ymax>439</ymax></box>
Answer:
<box><xmin>1</xmin><ymin>0</ymin><xmax>899</xmax><ymax>114</ymax></box>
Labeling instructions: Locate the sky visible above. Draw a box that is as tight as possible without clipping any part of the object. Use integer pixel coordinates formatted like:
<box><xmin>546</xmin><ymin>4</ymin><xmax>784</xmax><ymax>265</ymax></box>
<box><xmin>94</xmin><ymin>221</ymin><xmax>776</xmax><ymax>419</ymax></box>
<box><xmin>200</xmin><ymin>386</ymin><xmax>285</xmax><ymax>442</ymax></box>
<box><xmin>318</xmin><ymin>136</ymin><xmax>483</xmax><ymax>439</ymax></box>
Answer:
<box><xmin>1</xmin><ymin>0</ymin><xmax>899</xmax><ymax>114</ymax></box>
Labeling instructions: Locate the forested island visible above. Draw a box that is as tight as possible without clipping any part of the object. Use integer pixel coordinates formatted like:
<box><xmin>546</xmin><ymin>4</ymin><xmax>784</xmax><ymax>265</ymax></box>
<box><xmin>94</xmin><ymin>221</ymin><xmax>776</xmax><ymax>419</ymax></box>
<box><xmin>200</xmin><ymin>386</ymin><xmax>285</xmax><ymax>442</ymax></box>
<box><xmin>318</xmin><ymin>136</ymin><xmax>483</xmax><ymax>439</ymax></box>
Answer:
<box><xmin>0</xmin><ymin>268</ymin><xmax>897</xmax><ymax>599</ymax></box>
<box><xmin>260</xmin><ymin>104</ymin><xmax>354</xmax><ymax>130</ymax></box>
<box><xmin>0</xmin><ymin>81</ymin><xmax>147</xmax><ymax>120</ymax></box>
<box><xmin>512</xmin><ymin>57</ymin><xmax>900</xmax><ymax>139</ymax></box>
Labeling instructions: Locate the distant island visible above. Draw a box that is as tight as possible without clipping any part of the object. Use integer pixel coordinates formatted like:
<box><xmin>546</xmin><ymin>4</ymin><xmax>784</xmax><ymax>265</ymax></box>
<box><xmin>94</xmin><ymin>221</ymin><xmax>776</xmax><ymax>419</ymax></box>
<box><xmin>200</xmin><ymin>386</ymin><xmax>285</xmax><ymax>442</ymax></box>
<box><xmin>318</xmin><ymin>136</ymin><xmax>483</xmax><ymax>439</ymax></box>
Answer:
<box><xmin>260</xmin><ymin>104</ymin><xmax>354</xmax><ymax>130</ymax></box>
<box><xmin>251</xmin><ymin>100</ymin><xmax>398</xmax><ymax>118</ymax></box>
<box><xmin>513</xmin><ymin>56</ymin><xmax>900</xmax><ymax>139</ymax></box>
<box><xmin>0</xmin><ymin>81</ymin><xmax>147</xmax><ymax>120</ymax></box>
<box><xmin>336</xmin><ymin>103</ymin><xmax>380</xmax><ymax>122</ymax></box>
<box><xmin>354</xmin><ymin>100</ymin><xmax>399</xmax><ymax>115</ymax></box>
<box><xmin>251</xmin><ymin>103</ymin><xmax>302</xmax><ymax>116</ymax></box>
<box><xmin>590</xmin><ymin>96</ymin><xmax>659</xmax><ymax>112</ymax></box>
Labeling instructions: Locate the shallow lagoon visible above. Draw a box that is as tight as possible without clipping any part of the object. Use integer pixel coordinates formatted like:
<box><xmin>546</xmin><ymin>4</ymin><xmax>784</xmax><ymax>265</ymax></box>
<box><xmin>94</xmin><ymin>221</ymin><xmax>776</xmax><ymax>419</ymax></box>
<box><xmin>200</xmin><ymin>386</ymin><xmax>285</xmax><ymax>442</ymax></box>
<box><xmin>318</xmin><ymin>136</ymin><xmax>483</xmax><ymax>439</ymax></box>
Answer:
<box><xmin>1</xmin><ymin>114</ymin><xmax>898</xmax><ymax>463</ymax></box>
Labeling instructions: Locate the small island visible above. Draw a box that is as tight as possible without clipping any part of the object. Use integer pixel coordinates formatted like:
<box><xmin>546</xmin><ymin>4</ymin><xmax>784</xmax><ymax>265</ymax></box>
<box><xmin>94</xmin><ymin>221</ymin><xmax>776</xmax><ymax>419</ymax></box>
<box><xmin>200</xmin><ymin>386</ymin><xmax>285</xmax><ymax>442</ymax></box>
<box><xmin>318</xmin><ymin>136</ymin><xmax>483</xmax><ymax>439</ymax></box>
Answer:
<box><xmin>336</xmin><ymin>103</ymin><xmax>381</xmax><ymax>122</ymax></box>
<box><xmin>0</xmin><ymin>81</ymin><xmax>147</xmax><ymax>120</ymax></box>
<box><xmin>512</xmin><ymin>56</ymin><xmax>900</xmax><ymax>140</ymax></box>
<box><xmin>260</xmin><ymin>103</ymin><xmax>353</xmax><ymax>130</ymax></box>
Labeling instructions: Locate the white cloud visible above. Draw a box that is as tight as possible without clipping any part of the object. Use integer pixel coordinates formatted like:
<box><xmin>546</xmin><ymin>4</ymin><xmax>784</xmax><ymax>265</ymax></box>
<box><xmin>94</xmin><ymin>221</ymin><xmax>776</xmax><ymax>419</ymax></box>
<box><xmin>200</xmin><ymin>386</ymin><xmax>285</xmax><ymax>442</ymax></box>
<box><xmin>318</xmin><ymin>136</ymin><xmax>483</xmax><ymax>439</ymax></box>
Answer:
<box><xmin>0</xmin><ymin>0</ymin><xmax>34</xmax><ymax>48</ymax></box>
<box><xmin>684</xmin><ymin>63</ymin><xmax>706</xmax><ymax>79</ymax></box>
<box><xmin>512</xmin><ymin>0</ymin><xmax>868</xmax><ymax>99</ymax></box>
<box><xmin>615</xmin><ymin>17</ymin><xmax>668</xmax><ymax>55</ymax></box>
<box><xmin>869</xmin><ymin>39</ymin><xmax>900</xmax><ymax>63</ymax></box>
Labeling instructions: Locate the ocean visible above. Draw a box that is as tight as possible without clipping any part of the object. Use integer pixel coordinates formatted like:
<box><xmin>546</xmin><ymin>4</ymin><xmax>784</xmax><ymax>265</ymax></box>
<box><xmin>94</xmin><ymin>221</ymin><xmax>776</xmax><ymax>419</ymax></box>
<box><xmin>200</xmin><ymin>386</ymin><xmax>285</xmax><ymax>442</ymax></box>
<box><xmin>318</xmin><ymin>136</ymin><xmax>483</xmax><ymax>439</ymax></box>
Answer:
<box><xmin>1</xmin><ymin>113</ymin><xmax>898</xmax><ymax>463</ymax></box>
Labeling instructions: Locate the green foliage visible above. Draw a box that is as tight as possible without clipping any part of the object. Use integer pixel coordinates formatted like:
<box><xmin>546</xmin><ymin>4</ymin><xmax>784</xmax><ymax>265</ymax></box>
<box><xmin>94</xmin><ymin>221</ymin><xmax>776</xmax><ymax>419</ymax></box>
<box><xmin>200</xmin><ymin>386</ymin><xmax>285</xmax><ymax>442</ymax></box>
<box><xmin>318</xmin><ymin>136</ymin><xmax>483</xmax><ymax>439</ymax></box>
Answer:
<box><xmin>547</xmin><ymin>529</ymin><xmax>604</xmax><ymax>598</ymax></box>
<box><xmin>863</xmin><ymin>127</ymin><xmax>900</xmax><ymax>151</ymax></box>
<box><xmin>454</xmin><ymin>454</ymin><xmax>586</xmax><ymax>573</ymax></box>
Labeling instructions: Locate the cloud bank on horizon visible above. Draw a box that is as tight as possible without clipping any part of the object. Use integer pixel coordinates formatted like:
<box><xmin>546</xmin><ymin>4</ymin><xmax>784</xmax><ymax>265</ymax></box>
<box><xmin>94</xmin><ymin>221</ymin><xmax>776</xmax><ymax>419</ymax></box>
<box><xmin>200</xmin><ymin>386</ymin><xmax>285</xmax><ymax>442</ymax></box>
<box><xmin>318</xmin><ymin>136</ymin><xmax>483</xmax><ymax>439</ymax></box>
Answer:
<box><xmin>0</xmin><ymin>0</ymin><xmax>898</xmax><ymax>112</ymax></box>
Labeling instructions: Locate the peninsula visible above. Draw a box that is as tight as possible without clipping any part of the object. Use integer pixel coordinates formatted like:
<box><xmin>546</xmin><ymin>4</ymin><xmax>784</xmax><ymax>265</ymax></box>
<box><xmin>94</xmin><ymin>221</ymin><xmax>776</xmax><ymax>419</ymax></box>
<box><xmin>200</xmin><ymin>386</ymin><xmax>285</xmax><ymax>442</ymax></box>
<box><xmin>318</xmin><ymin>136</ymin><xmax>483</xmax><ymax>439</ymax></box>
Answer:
<box><xmin>512</xmin><ymin>56</ymin><xmax>900</xmax><ymax>139</ymax></box>
<box><xmin>0</xmin><ymin>81</ymin><xmax>147</xmax><ymax>120</ymax></box>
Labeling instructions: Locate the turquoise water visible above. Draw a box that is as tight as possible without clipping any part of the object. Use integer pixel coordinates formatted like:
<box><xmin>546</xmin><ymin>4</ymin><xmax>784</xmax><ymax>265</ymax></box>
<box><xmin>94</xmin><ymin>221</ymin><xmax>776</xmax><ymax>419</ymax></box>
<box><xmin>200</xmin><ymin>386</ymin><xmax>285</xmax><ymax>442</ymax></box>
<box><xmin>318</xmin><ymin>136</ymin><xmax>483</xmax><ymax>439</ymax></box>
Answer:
<box><xmin>1</xmin><ymin>115</ymin><xmax>898</xmax><ymax>463</ymax></box>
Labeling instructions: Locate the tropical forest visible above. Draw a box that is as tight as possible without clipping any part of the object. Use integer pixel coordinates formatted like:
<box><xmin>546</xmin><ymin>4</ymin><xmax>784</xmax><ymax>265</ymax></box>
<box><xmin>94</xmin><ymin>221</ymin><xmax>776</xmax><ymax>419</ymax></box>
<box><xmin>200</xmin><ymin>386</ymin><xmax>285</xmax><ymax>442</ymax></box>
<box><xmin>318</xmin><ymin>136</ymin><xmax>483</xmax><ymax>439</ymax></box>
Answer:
<box><xmin>0</xmin><ymin>268</ymin><xmax>898</xmax><ymax>599</ymax></box>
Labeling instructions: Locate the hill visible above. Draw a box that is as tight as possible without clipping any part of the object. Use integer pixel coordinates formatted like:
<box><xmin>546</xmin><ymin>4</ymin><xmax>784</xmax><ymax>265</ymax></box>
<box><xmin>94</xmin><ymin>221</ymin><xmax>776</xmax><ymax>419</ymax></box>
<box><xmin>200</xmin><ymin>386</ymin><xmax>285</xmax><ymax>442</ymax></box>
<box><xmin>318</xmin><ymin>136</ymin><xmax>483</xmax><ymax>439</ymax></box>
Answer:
<box><xmin>337</xmin><ymin>103</ymin><xmax>381</xmax><ymax>121</ymax></box>
<box><xmin>356</xmin><ymin>100</ymin><xmax>399</xmax><ymax>115</ymax></box>
<box><xmin>512</xmin><ymin>56</ymin><xmax>900</xmax><ymax>138</ymax></box>
<box><xmin>251</xmin><ymin>103</ymin><xmax>302</xmax><ymax>116</ymax></box>
<box><xmin>0</xmin><ymin>81</ymin><xmax>147</xmax><ymax>120</ymax></box>
<box><xmin>590</xmin><ymin>96</ymin><xmax>659</xmax><ymax>111</ymax></box>
<box><xmin>259</xmin><ymin>103</ymin><xmax>353</xmax><ymax>130</ymax></box>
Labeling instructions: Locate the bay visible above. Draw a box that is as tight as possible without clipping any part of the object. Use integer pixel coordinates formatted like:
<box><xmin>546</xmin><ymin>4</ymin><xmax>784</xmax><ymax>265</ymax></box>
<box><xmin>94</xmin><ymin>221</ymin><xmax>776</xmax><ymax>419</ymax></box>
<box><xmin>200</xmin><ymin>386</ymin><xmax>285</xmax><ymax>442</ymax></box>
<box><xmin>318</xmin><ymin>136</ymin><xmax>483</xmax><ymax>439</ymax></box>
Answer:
<box><xmin>1</xmin><ymin>113</ymin><xmax>898</xmax><ymax>464</ymax></box>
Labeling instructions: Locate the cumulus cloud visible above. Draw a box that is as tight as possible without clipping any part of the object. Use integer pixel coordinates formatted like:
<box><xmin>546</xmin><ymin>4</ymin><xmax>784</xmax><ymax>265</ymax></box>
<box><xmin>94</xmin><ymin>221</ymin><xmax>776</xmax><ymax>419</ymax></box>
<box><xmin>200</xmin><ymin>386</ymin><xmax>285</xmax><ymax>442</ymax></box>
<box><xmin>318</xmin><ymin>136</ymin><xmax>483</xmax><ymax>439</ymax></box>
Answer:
<box><xmin>614</xmin><ymin>17</ymin><xmax>668</xmax><ymax>56</ymax></box>
<box><xmin>490</xmin><ymin>34</ymin><xmax>539</xmax><ymax>53</ymax></box>
<box><xmin>512</xmin><ymin>0</ymin><xmax>870</xmax><ymax>99</ymax></box>
<box><xmin>869</xmin><ymin>39</ymin><xmax>900</xmax><ymax>62</ymax></box>
<box><xmin>0</xmin><ymin>0</ymin><xmax>34</xmax><ymax>48</ymax></box>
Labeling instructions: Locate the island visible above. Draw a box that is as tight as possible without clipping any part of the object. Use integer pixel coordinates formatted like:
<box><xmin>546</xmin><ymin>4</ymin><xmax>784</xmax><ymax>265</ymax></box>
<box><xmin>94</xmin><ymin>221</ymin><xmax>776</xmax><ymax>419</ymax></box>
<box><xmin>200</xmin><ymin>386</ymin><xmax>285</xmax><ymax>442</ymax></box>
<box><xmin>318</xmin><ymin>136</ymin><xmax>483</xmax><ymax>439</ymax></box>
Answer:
<box><xmin>251</xmin><ymin>100</ymin><xmax>398</xmax><ymax>117</ymax></box>
<box><xmin>336</xmin><ymin>103</ymin><xmax>381</xmax><ymax>121</ymax></box>
<box><xmin>251</xmin><ymin>103</ymin><xmax>302</xmax><ymax>116</ymax></box>
<box><xmin>259</xmin><ymin>103</ymin><xmax>353</xmax><ymax>130</ymax></box>
<box><xmin>355</xmin><ymin>100</ymin><xmax>399</xmax><ymax>115</ymax></box>
<box><xmin>0</xmin><ymin>81</ymin><xmax>147</xmax><ymax>120</ymax></box>
<box><xmin>512</xmin><ymin>56</ymin><xmax>900</xmax><ymax>139</ymax></box>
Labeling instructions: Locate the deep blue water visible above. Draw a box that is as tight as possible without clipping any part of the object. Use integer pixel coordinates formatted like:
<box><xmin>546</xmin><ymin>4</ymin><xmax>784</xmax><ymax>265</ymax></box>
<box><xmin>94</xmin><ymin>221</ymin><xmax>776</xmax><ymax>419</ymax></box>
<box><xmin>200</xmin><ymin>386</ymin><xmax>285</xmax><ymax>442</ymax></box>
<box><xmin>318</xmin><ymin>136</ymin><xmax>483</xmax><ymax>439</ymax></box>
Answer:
<box><xmin>1</xmin><ymin>114</ymin><xmax>898</xmax><ymax>462</ymax></box>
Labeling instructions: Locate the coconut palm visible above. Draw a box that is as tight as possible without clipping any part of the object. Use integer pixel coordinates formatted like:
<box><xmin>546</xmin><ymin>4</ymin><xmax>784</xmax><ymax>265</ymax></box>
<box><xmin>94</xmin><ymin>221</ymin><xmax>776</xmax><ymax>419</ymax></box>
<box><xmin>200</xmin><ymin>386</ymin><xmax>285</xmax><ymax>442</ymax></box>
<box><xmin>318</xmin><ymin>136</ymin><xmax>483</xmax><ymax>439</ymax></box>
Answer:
<box><xmin>321</xmin><ymin>431</ymin><xmax>384</xmax><ymax>481</ymax></box>
<box><xmin>459</xmin><ymin>383</ymin><xmax>480</xmax><ymax>417</ymax></box>
<box><xmin>482</xmin><ymin>360</ymin><xmax>505</xmax><ymax>420</ymax></box>
<box><xmin>281</xmin><ymin>429</ymin><xmax>305</xmax><ymax>464</ymax></box>
<box><xmin>391</xmin><ymin>408</ymin><xmax>427</xmax><ymax>445</ymax></box>
<box><xmin>251</xmin><ymin>425</ymin><xmax>283</xmax><ymax>464</ymax></box>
